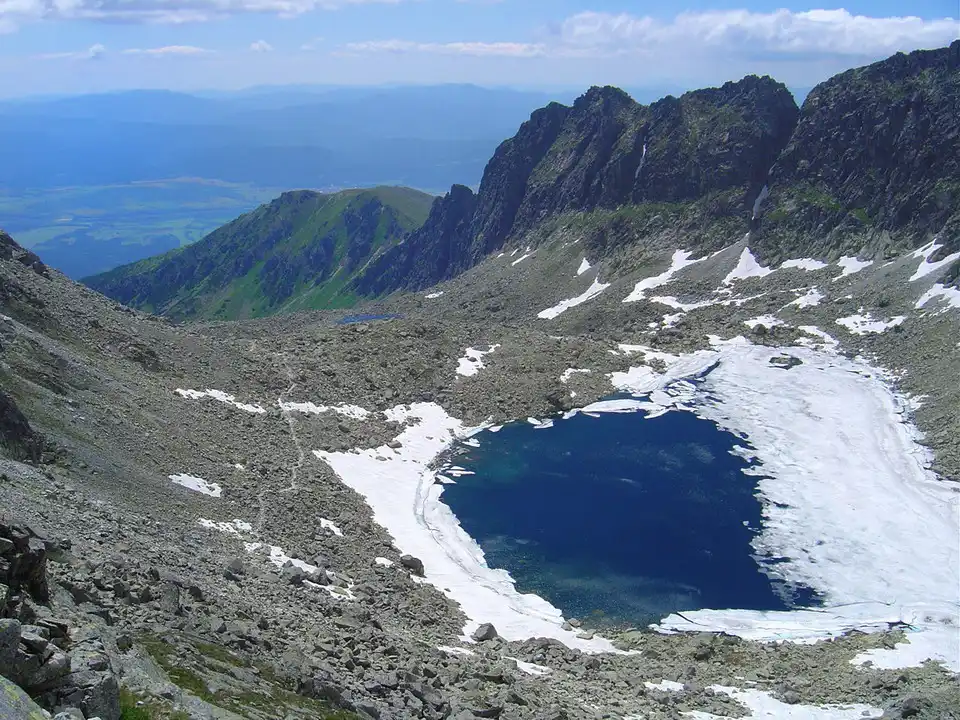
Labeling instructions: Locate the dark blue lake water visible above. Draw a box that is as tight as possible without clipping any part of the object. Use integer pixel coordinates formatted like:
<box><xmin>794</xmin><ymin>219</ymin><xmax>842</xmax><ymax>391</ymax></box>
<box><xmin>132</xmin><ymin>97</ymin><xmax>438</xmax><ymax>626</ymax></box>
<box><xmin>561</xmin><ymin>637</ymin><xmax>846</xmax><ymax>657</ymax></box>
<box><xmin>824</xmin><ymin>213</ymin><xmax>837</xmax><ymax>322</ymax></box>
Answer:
<box><xmin>441</xmin><ymin>408</ymin><xmax>819</xmax><ymax>628</ymax></box>
<box><xmin>336</xmin><ymin>313</ymin><xmax>402</xmax><ymax>325</ymax></box>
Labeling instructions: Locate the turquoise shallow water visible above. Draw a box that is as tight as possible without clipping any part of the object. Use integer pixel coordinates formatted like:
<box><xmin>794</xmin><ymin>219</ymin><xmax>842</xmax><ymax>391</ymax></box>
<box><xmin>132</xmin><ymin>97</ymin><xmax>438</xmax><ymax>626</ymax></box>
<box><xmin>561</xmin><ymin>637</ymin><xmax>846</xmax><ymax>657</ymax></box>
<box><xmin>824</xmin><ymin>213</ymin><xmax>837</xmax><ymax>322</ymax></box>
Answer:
<box><xmin>441</xmin><ymin>407</ymin><xmax>820</xmax><ymax>628</ymax></box>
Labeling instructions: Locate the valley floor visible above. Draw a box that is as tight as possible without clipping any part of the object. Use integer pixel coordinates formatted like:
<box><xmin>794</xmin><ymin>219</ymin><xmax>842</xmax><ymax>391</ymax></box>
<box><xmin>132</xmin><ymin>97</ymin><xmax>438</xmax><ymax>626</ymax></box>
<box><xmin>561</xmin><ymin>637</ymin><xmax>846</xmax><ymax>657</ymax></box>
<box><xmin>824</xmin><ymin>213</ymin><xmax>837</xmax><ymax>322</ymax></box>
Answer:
<box><xmin>1</xmin><ymin>230</ymin><xmax>959</xmax><ymax>719</ymax></box>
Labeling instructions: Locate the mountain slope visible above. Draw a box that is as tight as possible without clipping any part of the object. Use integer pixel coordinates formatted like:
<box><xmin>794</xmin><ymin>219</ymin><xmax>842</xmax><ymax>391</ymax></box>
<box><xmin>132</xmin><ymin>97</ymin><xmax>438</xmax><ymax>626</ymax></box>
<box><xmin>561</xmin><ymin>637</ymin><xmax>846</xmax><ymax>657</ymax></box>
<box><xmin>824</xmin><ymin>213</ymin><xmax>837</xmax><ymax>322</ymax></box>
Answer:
<box><xmin>755</xmin><ymin>41</ymin><xmax>960</xmax><ymax>262</ymax></box>
<box><xmin>84</xmin><ymin>186</ymin><xmax>433</xmax><ymax>320</ymax></box>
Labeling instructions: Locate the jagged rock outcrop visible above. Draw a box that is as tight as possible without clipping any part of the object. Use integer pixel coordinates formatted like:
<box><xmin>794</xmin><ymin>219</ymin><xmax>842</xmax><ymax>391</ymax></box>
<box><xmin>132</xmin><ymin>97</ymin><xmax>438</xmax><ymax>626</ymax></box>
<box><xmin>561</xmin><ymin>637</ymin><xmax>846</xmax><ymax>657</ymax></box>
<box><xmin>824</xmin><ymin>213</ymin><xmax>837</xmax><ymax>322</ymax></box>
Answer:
<box><xmin>755</xmin><ymin>41</ymin><xmax>960</xmax><ymax>261</ymax></box>
<box><xmin>0</xmin><ymin>522</ymin><xmax>121</xmax><ymax>720</ymax></box>
<box><xmin>354</xmin><ymin>76</ymin><xmax>799</xmax><ymax>295</ymax></box>
<box><xmin>0</xmin><ymin>393</ymin><xmax>45</xmax><ymax>465</ymax></box>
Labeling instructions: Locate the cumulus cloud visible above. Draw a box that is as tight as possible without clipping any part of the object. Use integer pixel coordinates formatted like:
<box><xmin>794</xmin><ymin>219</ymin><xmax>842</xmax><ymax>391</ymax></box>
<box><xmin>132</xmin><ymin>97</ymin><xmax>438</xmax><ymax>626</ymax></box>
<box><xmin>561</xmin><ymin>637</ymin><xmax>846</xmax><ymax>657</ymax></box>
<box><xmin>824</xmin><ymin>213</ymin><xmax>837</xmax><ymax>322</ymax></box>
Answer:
<box><xmin>557</xmin><ymin>9</ymin><xmax>959</xmax><ymax>57</ymax></box>
<box><xmin>341</xmin><ymin>40</ymin><xmax>546</xmax><ymax>57</ymax></box>
<box><xmin>1</xmin><ymin>0</ymin><xmax>406</xmax><ymax>29</ymax></box>
<box><xmin>342</xmin><ymin>9</ymin><xmax>957</xmax><ymax>62</ymax></box>
<box><xmin>250</xmin><ymin>40</ymin><xmax>273</xmax><ymax>52</ymax></box>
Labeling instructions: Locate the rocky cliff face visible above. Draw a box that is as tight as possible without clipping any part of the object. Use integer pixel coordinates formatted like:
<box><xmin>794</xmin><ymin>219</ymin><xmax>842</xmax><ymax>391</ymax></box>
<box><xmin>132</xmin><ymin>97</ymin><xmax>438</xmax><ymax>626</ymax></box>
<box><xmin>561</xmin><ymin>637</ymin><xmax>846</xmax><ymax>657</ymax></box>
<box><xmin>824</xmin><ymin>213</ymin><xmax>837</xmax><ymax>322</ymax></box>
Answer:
<box><xmin>355</xmin><ymin>76</ymin><xmax>799</xmax><ymax>295</ymax></box>
<box><xmin>0</xmin><ymin>392</ymin><xmax>44</xmax><ymax>464</ymax></box>
<box><xmin>356</xmin><ymin>43</ymin><xmax>958</xmax><ymax>297</ymax></box>
<box><xmin>755</xmin><ymin>41</ymin><xmax>960</xmax><ymax>262</ymax></box>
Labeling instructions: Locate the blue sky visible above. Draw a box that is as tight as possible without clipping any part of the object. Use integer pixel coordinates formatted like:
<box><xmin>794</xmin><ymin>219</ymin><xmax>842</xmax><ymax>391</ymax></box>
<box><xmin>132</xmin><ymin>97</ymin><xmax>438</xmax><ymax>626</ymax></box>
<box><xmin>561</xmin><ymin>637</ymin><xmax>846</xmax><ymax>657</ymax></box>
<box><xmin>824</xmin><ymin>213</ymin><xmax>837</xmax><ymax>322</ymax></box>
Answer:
<box><xmin>0</xmin><ymin>1</ymin><xmax>956</xmax><ymax>97</ymax></box>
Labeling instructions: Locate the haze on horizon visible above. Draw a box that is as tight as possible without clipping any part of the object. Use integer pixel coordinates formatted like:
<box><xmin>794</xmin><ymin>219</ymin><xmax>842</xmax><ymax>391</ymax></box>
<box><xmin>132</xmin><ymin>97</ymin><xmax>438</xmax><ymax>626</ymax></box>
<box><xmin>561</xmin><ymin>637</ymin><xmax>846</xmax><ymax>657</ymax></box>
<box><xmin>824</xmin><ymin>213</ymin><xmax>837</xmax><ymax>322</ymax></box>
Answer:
<box><xmin>0</xmin><ymin>1</ymin><xmax>957</xmax><ymax>99</ymax></box>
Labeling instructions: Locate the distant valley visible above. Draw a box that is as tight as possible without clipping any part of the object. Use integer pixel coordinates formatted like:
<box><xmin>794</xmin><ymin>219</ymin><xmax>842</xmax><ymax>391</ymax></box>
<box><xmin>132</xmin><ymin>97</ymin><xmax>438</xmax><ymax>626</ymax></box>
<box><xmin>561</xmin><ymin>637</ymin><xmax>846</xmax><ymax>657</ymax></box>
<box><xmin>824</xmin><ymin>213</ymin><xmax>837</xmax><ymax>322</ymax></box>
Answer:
<box><xmin>0</xmin><ymin>84</ymin><xmax>568</xmax><ymax>278</ymax></box>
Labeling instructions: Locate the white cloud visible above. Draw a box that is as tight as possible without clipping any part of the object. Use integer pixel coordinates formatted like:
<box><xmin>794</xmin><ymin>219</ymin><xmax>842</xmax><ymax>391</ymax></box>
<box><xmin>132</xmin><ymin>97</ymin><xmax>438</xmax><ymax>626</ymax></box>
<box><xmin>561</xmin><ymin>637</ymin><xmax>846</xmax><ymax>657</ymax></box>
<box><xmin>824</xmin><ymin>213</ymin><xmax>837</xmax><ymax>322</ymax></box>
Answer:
<box><xmin>36</xmin><ymin>43</ymin><xmax>106</xmax><ymax>60</ymax></box>
<box><xmin>342</xmin><ymin>40</ymin><xmax>547</xmax><ymax>57</ymax></box>
<box><xmin>121</xmin><ymin>45</ymin><xmax>212</xmax><ymax>56</ymax></box>
<box><xmin>301</xmin><ymin>36</ymin><xmax>325</xmax><ymax>51</ymax></box>
<box><xmin>341</xmin><ymin>9</ymin><xmax>957</xmax><ymax>62</ymax></box>
<box><xmin>250</xmin><ymin>39</ymin><xmax>273</xmax><ymax>52</ymax></box>
<box><xmin>558</xmin><ymin>9</ymin><xmax>959</xmax><ymax>57</ymax></box>
<box><xmin>1</xmin><ymin>0</ymin><xmax>407</xmax><ymax>29</ymax></box>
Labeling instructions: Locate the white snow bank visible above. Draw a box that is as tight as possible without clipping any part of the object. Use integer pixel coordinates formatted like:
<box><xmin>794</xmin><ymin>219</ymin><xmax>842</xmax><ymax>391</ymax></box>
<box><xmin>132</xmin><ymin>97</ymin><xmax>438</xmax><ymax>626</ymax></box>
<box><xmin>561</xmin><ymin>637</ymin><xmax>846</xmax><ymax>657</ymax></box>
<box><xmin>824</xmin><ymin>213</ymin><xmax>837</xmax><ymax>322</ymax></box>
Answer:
<box><xmin>425</xmin><ymin>291</ymin><xmax>444</xmax><ymax>299</ymax></box>
<box><xmin>198</xmin><ymin>518</ymin><xmax>252</xmax><ymax>535</ymax></box>
<box><xmin>909</xmin><ymin>241</ymin><xmax>960</xmax><ymax>282</ymax></box>
<box><xmin>560</xmin><ymin>368</ymin><xmax>591</xmax><ymax>383</ymax></box>
<box><xmin>787</xmin><ymin>288</ymin><xmax>824</xmax><ymax>308</ymax></box>
<box><xmin>175</xmin><ymin>389</ymin><xmax>266</xmax><ymax>414</ymax></box>
<box><xmin>616</xmin><ymin>344</ymin><xmax>681</xmax><ymax>365</ymax></box>
<box><xmin>796</xmin><ymin>326</ymin><xmax>839</xmax><ymax>352</ymax></box>
<box><xmin>313</xmin><ymin>402</ymin><xmax>619</xmax><ymax>653</ymax></box>
<box><xmin>437</xmin><ymin>646</ymin><xmax>475</xmax><ymax>657</ymax></box>
<box><xmin>511</xmin><ymin>250</ymin><xmax>534</xmax><ymax>266</ymax></box>
<box><xmin>504</xmin><ymin>657</ymin><xmax>552</xmax><ymax>676</ymax></box>
<box><xmin>684</xmin><ymin>685</ymin><xmax>882</xmax><ymax>720</ymax></box>
<box><xmin>723</xmin><ymin>248</ymin><xmax>772</xmax><ymax>284</ymax></box>
<box><xmin>320</xmin><ymin>518</ymin><xmax>344</xmax><ymax>537</ymax></box>
<box><xmin>375</xmin><ymin>557</ymin><xmax>394</xmax><ymax>567</ymax></box>
<box><xmin>608</xmin><ymin>342</ymin><xmax>958</xmax><ymax>671</ymax></box>
<box><xmin>916</xmin><ymin>283</ymin><xmax>960</xmax><ymax>311</ymax></box>
<box><xmin>836</xmin><ymin>312</ymin><xmax>906</xmax><ymax>334</ymax></box>
<box><xmin>623</xmin><ymin>250</ymin><xmax>700</xmax><ymax>303</ymax></box>
<box><xmin>169</xmin><ymin>474</ymin><xmax>222</xmax><ymax>498</ymax></box>
<box><xmin>576</xmin><ymin>258</ymin><xmax>591</xmax><ymax>276</ymax></box>
<box><xmin>538</xmin><ymin>277</ymin><xmax>610</xmax><ymax>319</ymax></box>
<box><xmin>780</xmin><ymin>259</ymin><xmax>828</xmax><ymax>271</ymax></box>
<box><xmin>279</xmin><ymin>401</ymin><xmax>370</xmax><ymax>419</ymax></box>
<box><xmin>649</xmin><ymin>296</ymin><xmax>714</xmax><ymax>312</ymax></box>
<box><xmin>456</xmin><ymin>345</ymin><xmax>500</xmax><ymax>377</ymax></box>
<box><xmin>743</xmin><ymin>315</ymin><xmax>783</xmax><ymax>330</ymax></box>
<box><xmin>834</xmin><ymin>256</ymin><xmax>873</xmax><ymax>279</ymax></box>
<box><xmin>645</xmin><ymin>680</ymin><xmax>685</xmax><ymax>692</ymax></box>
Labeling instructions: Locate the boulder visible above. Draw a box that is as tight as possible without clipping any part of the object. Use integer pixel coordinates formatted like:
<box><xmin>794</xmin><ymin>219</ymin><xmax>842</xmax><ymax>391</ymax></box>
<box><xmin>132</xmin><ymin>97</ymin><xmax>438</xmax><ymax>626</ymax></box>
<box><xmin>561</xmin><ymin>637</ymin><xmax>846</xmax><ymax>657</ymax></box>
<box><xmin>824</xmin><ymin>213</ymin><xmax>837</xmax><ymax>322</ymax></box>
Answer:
<box><xmin>471</xmin><ymin>624</ymin><xmax>498</xmax><ymax>642</ymax></box>
<box><xmin>399</xmin><ymin>555</ymin><xmax>425</xmax><ymax>576</ymax></box>
<box><xmin>0</xmin><ymin>674</ymin><xmax>47</xmax><ymax>719</ymax></box>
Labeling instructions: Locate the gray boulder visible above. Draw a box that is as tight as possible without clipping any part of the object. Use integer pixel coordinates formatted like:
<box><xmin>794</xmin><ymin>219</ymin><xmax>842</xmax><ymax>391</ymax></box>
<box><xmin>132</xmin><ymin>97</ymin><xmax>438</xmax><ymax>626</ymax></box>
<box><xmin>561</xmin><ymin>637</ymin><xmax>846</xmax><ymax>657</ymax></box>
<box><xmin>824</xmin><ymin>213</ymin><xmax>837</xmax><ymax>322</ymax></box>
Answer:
<box><xmin>471</xmin><ymin>623</ymin><xmax>498</xmax><ymax>642</ymax></box>
<box><xmin>399</xmin><ymin>555</ymin><xmax>425</xmax><ymax>576</ymax></box>
<box><xmin>0</xmin><ymin>674</ymin><xmax>47</xmax><ymax>719</ymax></box>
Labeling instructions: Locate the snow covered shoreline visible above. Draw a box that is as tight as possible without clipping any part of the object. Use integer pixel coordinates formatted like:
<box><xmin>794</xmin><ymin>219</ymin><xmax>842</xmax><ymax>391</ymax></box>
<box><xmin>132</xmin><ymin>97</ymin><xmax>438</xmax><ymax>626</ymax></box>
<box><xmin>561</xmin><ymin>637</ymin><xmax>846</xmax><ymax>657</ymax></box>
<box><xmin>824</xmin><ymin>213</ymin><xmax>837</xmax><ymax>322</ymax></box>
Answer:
<box><xmin>313</xmin><ymin>338</ymin><xmax>959</xmax><ymax>670</ymax></box>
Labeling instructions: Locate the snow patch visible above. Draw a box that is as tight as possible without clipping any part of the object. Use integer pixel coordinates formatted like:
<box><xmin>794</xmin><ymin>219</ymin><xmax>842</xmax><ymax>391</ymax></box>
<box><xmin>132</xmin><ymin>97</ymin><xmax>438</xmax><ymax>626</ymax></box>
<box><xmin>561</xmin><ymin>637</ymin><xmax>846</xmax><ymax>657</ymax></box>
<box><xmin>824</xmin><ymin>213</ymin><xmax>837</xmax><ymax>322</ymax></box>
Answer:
<box><xmin>511</xmin><ymin>249</ymin><xmax>534</xmax><ymax>266</ymax></box>
<box><xmin>796</xmin><ymin>326</ymin><xmax>839</xmax><ymax>352</ymax></box>
<box><xmin>685</xmin><ymin>685</ymin><xmax>882</xmax><ymax>719</ymax></box>
<box><xmin>375</xmin><ymin>557</ymin><xmax>394</xmax><ymax>567</ymax></box>
<box><xmin>834</xmin><ymin>256</ymin><xmax>873</xmax><ymax>279</ymax></box>
<box><xmin>198</xmin><ymin>518</ymin><xmax>252</xmax><ymax>535</ymax></box>
<box><xmin>313</xmin><ymin>402</ymin><xmax>619</xmax><ymax>652</ymax></box>
<box><xmin>723</xmin><ymin>248</ymin><xmax>772</xmax><ymax>284</ymax></box>
<box><xmin>320</xmin><ymin>518</ymin><xmax>343</xmax><ymax>537</ymax></box>
<box><xmin>780</xmin><ymin>259</ymin><xmax>828</xmax><ymax>271</ymax></box>
<box><xmin>425</xmin><ymin>291</ymin><xmax>444</xmax><ymax>299</ymax></box>
<box><xmin>909</xmin><ymin>241</ymin><xmax>960</xmax><ymax>282</ymax></box>
<box><xmin>505</xmin><ymin>657</ymin><xmax>552</xmax><ymax>676</ymax></box>
<box><xmin>751</xmin><ymin>184</ymin><xmax>769</xmax><ymax>220</ymax></box>
<box><xmin>743</xmin><ymin>315</ymin><xmax>783</xmax><ymax>330</ymax></box>
<box><xmin>576</xmin><ymin>257</ymin><xmax>591</xmax><ymax>276</ymax></box>
<box><xmin>456</xmin><ymin>345</ymin><xmax>500</xmax><ymax>377</ymax></box>
<box><xmin>787</xmin><ymin>288</ymin><xmax>824</xmax><ymax>308</ymax></box>
<box><xmin>279</xmin><ymin>401</ymin><xmax>370</xmax><ymax>419</ymax></box>
<box><xmin>169</xmin><ymin>474</ymin><xmax>222</xmax><ymax>498</ymax></box>
<box><xmin>836</xmin><ymin>312</ymin><xmax>907</xmax><ymax>335</ymax></box>
<box><xmin>437</xmin><ymin>646</ymin><xmax>475</xmax><ymax>657</ymax></box>
<box><xmin>645</xmin><ymin>680</ymin><xmax>685</xmax><ymax>692</ymax></box>
<box><xmin>560</xmin><ymin>368</ymin><xmax>591</xmax><ymax>383</ymax></box>
<box><xmin>538</xmin><ymin>277</ymin><xmax>610</xmax><ymax>319</ymax></box>
<box><xmin>623</xmin><ymin>250</ymin><xmax>700</xmax><ymax>303</ymax></box>
<box><xmin>175</xmin><ymin>389</ymin><xmax>266</xmax><ymax>414</ymax></box>
<box><xmin>916</xmin><ymin>283</ymin><xmax>960</xmax><ymax>311</ymax></box>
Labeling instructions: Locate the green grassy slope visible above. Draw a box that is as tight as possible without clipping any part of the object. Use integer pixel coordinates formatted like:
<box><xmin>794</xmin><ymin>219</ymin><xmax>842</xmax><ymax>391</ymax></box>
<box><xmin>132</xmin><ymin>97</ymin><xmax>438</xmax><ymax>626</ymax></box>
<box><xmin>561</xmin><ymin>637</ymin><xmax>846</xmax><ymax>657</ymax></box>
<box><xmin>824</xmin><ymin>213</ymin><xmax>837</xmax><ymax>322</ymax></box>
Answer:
<box><xmin>84</xmin><ymin>186</ymin><xmax>434</xmax><ymax>320</ymax></box>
